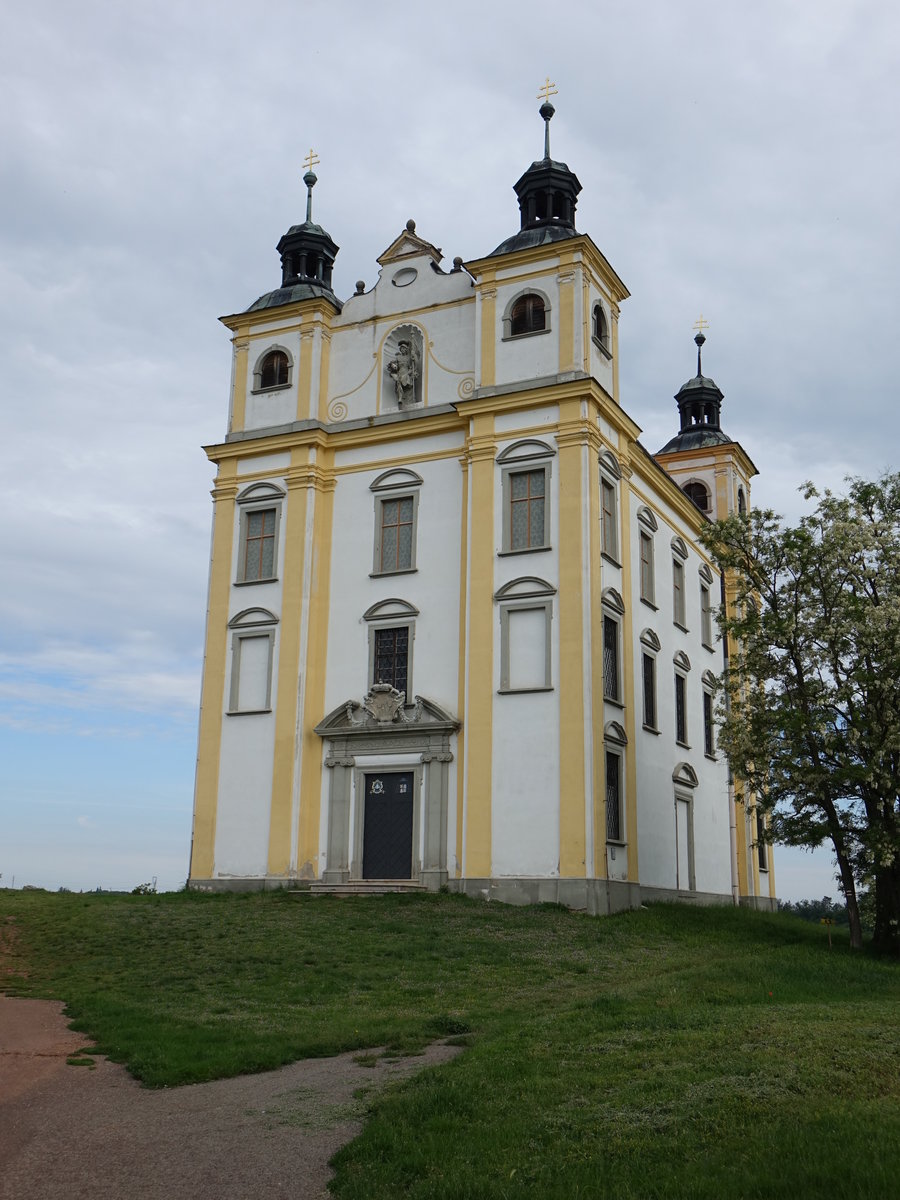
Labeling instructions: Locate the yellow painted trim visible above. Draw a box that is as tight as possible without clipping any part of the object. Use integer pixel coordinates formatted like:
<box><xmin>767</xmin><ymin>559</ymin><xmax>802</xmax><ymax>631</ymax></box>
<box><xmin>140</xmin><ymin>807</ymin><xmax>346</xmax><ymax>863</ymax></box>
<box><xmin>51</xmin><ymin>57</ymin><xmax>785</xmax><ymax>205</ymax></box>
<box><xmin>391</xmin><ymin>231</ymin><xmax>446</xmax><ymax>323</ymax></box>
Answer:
<box><xmin>190</xmin><ymin>460</ymin><xmax>238</xmax><ymax>880</ymax></box>
<box><xmin>296</xmin><ymin>329</ymin><xmax>314</xmax><ymax>422</ymax></box>
<box><xmin>266</xmin><ymin>450</ymin><xmax>311</xmax><ymax>876</ymax></box>
<box><xmin>479</xmin><ymin>289</ymin><xmax>496</xmax><ymax>389</ymax></box>
<box><xmin>230</xmin><ymin>334</ymin><xmax>250</xmax><ymax>433</ymax></box>
<box><xmin>317</xmin><ymin>330</ymin><xmax>332</xmax><ymax>423</ymax></box>
<box><xmin>582</xmin><ymin>275</ymin><xmax>591</xmax><ymax>375</ymax></box>
<box><xmin>463</xmin><ymin>415</ymin><xmax>495</xmax><ymax>877</ymax></box>
<box><xmin>219</xmin><ymin>295</ymin><xmax>340</xmax><ymax>333</ymax></box>
<box><xmin>617</xmin><ymin>451</ymin><xmax>639</xmax><ymax>880</ymax></box>
<box><xmin>556</xmin><ymin>402</ymin><xmax>588</xmax><ymax>876</ymax></box>
<box><xmin>558</xmin><ymin>271</ymin><xmax>576</xmax><ymax>375</ymax></box>
<box><xmin>588</xmin><ymin>432</ymin><xmax>608</xmax><ymax>879</ymax></box>
<box><xmin>611</xmin><ymin>313</ymin><xmax>620</xmax><ymax>405</ymax></box>
<box><xmin>296</xmin><ymin>451</ymin><xmax>336</xmax><ymax>876</ymax></box>
<box><xmin>455</xmin><ymin>458</ymin><xmax>469</xmax><ymax>877</ymax></box>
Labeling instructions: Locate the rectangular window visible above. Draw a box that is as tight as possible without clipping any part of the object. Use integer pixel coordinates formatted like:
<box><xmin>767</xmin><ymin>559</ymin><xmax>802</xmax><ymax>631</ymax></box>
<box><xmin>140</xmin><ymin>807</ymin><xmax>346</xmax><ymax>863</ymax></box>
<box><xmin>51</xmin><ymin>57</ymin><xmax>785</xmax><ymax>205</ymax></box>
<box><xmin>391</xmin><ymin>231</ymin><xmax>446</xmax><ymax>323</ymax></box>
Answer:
<box><xmin>601</xmin><ymin>478</ymin><xmax>618</xmax><ymax>560</ymax></box>
<box><xmin>509</xmin><ymin>468</ymin><xmax>546</xmax><ymax>550</ymax></box>
<box><xmin>379</xmin><ymin>496</ymin><xmax>414</xmax><ymax>572</ymax></box>
<box><xmin>675</xmin><ymin>672</ymin><xmax>688</xmax><ymax>745</ymax></box>
<box><xmin>240</xmin><ymin>508</ymin><xmax>277</xmax><ymax>582</ymax></box>
<box><xmin>673</xmin><ymin>559</ymin><xmax>686</xmax><ymax>627</ymax></box>
<box><xmin>372</xmin><ymin>626</ymin><xmax>410</xmax><ymax>695</ymax></box>
<box><xmin>229</xmin><ymin>632</ymin><xmax>274</xmax><ymax>712</ymax></box>
<box><xmin>703</xmin><ymin>690</ymin><xmax>715</xmax><ymax>756</ymax></box>
<box><xmin>500</xmin><ymin>602</ymin><xmax>553</xmax><ymax>692</ymax></box>
<box><xmin>701</xmin><ymin>584</ymin><xmax>713</xmax><ymax>648</ymax></box>
<box><xmin>603</xmin><ymin>614</ymin><xmax>620</xmax><ymax>702</ymax></box>
<box><xmin>639</xmin><ymin>532</ymin><xmax>655</xmax><ymax>604</ymax></box>
<box><xmin>642</xmin><ymin>653</ymin><xmax>657</xmax><ymax>729</ymax></box>
<box><xmin>605</xmin><ymin>751</ymin><xmax>622</xmax><ymax>842</ymax></box>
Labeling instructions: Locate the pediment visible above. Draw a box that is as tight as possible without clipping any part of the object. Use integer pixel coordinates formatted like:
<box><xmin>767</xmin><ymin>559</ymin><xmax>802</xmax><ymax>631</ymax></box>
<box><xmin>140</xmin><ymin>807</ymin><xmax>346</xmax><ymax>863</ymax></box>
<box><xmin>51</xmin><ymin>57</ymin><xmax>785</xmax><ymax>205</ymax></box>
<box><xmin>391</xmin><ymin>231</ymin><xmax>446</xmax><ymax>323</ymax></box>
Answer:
<box><xmin>316</xmin><ymin>689</ymin><xmax>460</xmax><ymax>737</ymax></box>
<box><xmin>377</xmin><ymin>227</ymin><xmax>443</xmax><ymax>267</ymax></box>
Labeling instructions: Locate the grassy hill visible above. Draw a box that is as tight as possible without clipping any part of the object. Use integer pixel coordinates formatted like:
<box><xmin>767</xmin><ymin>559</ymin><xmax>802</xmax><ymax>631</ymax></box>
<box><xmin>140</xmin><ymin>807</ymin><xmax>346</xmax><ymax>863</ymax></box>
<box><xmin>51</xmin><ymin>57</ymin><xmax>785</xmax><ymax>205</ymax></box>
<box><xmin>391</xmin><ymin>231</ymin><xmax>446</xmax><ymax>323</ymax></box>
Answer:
<box><xmin>2</xmin><ymin>889</ymin><xmax>898</xmax><ymax>1198</ymax></box>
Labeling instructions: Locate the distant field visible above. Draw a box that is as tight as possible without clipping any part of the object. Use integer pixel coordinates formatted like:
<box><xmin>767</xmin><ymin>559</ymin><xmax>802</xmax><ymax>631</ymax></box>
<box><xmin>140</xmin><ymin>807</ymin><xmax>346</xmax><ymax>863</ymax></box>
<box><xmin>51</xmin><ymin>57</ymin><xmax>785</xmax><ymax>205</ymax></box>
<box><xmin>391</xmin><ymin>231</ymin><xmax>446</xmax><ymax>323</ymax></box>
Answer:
<box><xmin>3</xmin><ymin>889</ymin><xmax>898</xmax><ymax>1199</ymax></box>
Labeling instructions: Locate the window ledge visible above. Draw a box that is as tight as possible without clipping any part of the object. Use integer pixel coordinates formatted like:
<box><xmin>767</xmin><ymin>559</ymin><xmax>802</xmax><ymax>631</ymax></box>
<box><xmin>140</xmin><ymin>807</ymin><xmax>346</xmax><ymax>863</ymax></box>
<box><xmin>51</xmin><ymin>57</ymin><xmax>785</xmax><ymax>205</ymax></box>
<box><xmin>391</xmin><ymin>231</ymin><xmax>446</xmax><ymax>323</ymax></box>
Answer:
<box><xmin>502</xmin><ymin>328</ymin><xmax>551</xmax><ymax>342</ymax></box>
<box><xmin>250</xmin><ymin>383</ymin><xmax>292</xmax><ymax>395</ymax></box>
<box><xmin>704</xmin><ymin>752</ymin><xmax>717</xmax><ymax>761</ymax></box>
<box><xmin>604</xmin><ymin>695</ymin><xmax>624</xmax><ymax>709</ymax></box>
<box><xmin>642</xmin><ymin>724</ymin><xmax>661</xmax><ymax>735</ymax></box>
<box><xmin>591</xmin><ymin>336</ymin><xmax>612</xmax><ymax>360</ymax></box>
<box><xmin>235</xmin><ymin>577</ymin><xmax>278</xmax><ymax>587</ymax></box>
<box><xmin>702</xmin><ymin>641</ymin><xmax>715</xmax><ymax>652</ymax></box>
<box><xmin>498</xmin><ymin>545</ymin><xmax>552</xmax><ymax>557</ymax></box>
<box><xmin>227</xmin><ymin>708</ymin><xmax>273</xmax><ymax>716</ymax></box>
<box><xmin>640</xmin><ymin>597</ymin><xmax>658</xmax><ymax>611</ymax></box>
<box><xmin>370</xmin><ymin>568</ymin><xmax>418</xmax><ymax>578</ymax></box>
<box><xmin>676</xmin><ymin>739</ymin><xmax>691</xmax><ymax>750</ymax></box>
<box><xmin>600</xmin><ymin>551</ymin><xmax>622</xmax><ymax>568</ymax></box>
<box><xmin>498</xmin><ymin>686</ymin><xmax>554</xmax><ymax>695</ymax></box>
<box><xmin>606</xmin><ymin>838</ymin><xmax>627</xmax><ymax>848</ymax></box>
<box><xmin>674</xmin><ymin>621</ymin><xmax>689</xmax><ymax>633</ymax></box>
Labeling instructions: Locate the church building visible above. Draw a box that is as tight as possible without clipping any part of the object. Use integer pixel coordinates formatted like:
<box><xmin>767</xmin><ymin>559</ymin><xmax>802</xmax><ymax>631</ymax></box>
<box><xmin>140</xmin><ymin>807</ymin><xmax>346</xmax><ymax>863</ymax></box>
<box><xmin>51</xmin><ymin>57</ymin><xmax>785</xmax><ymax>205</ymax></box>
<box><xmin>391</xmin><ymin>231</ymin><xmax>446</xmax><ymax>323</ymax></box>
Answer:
<box><xmin>189</xmin><ymin>96</ymin><xmax>776</xmax><ymax>912</ymax></box>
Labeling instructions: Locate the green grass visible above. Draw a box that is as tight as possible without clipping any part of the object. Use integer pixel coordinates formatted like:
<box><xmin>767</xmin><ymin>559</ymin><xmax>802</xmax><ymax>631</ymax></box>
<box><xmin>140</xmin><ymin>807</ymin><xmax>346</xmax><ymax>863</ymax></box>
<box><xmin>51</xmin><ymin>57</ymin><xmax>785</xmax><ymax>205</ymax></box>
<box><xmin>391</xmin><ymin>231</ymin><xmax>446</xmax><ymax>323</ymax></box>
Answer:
<box><xmin>3</xmin><ymin>889</ymin><xmax>899</xmax><ymax>1198</ymax></box>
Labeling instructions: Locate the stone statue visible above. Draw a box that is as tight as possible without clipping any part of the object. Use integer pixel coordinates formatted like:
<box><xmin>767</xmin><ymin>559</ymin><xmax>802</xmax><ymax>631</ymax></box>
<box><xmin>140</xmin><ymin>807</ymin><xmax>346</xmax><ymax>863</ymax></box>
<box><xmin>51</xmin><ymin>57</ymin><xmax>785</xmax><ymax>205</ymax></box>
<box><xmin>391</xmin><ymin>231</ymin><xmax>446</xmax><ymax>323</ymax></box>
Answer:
<box><xmin>387</xmin><ymin>338</ymin><xmax>419</xmax><ymax>408</ymax></box>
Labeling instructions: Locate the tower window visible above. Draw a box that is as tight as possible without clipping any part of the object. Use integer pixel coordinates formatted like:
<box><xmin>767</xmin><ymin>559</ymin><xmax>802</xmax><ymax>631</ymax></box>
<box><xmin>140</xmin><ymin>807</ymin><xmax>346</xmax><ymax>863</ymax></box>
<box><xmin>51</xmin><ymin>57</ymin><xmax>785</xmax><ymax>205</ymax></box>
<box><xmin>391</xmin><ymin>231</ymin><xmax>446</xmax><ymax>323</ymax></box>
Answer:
<box><xmin>252</xmin><ymin>347</ymin><xmax>293</xmax><ymax>393</ymax></box>
<box><xmin>260</xmin><ymin>350</ymin><xmax>289</xmax><ymax>389</ymax></box>
<box><xmin>592</xmin><ymin>304</ymin><xmax>610</xmax><ymax>353</ymax></box>
<box><xmin>683</xmin><ymin>481</ymin><xmax>710</xmax><ymax>512</ymax></box>
<box><xmin>510</xmin><ymin>294</ymin><xmax>546</xmax><ymax>336</ymax></box>
<box><xmin>737</xmin><ymin>487</ymin><xmax>747</xmax><ymax>514</ymax></box>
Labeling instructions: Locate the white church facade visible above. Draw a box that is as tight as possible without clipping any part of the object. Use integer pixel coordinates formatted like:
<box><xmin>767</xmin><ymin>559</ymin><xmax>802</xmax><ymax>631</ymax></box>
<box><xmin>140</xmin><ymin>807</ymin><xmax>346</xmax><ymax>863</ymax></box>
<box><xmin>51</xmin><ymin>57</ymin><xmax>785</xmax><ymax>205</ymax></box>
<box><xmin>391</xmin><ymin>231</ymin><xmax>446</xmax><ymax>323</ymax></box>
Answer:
<box><xmin>189</xmin><ymin>101</ymin><xmax>775</xmax><ymax>912</ymax></box>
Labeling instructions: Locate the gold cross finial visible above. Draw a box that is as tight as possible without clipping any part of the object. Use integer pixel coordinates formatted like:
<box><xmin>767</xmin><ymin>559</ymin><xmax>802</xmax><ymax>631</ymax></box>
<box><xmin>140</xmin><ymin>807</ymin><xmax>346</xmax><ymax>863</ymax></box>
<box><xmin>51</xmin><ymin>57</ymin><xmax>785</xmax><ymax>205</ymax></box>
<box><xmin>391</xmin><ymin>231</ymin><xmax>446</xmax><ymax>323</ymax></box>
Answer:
<box><xmin>693</xmin><ymin>314</ymin><xmax>710</xmax><ymax>334</ymax></box>
<box><xmin>303</xmin><ymin>148</ymin><xmax>320</xmax><ymax>173</ymax></box>
<box><xmin>537</xmin><ymin>77</ymin><xmax>558</xmax><ymax>103</ymax></box>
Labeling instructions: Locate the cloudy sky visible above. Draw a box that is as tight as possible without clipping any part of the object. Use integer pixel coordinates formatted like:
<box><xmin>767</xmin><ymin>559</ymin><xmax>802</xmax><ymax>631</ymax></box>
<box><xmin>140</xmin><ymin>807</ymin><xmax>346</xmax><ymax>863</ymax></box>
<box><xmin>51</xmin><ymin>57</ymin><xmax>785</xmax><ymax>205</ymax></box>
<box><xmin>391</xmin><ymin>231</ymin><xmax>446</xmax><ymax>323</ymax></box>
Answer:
<box><xmin>2</xmin><ymin>0</ymin><xmax>897</xmax><ymax>898</ymax></box>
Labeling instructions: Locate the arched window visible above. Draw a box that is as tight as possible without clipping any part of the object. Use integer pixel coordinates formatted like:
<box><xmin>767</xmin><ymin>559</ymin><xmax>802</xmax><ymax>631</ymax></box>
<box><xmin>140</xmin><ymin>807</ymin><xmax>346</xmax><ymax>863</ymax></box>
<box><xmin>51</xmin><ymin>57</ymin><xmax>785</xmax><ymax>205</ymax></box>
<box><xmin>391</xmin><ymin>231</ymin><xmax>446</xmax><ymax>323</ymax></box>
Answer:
<box><xmin>510</xmin><ymin>294</ymin><xmax>546</xmax><ymax>337</ymax></box>
<box><xmin>737</xmin><ymin>487</ymin><xmax>746</xmax><ymax>514</ymax></box>
<box><xmin>683</xmin><ymin>481</ymin><xmax>710</xmax><ymax>512</ymax></box>
<box><xmin>260</xmin><ymin>350</ymin><xmax>289</xmax><ymax>389</ymax></box>
<box><xmin>593</xmin><ymin>303</ymin><xmax>610</xmax><ymax>352</ymax></box>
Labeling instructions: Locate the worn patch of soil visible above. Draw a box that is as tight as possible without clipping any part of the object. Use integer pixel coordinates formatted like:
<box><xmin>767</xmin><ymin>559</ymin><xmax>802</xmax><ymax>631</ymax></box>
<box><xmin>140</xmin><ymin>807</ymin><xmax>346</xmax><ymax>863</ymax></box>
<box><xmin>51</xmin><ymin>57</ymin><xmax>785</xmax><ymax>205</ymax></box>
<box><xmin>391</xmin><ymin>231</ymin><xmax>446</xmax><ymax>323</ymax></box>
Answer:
<box><xmin>0</xmin><ymin>992</ymin><xmax>459</xmax><ymax>1200</ymax></box>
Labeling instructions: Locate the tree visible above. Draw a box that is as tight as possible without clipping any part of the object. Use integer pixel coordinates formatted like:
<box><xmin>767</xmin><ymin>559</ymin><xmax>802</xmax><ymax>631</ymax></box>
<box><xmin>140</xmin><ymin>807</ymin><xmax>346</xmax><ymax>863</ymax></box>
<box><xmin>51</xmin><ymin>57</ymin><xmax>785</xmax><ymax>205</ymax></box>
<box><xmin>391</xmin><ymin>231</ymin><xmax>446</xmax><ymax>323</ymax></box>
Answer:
<box><xmin>701</xmin><ymin>475</ymin><xmax>900</xmax><ymax>955</ymax></box>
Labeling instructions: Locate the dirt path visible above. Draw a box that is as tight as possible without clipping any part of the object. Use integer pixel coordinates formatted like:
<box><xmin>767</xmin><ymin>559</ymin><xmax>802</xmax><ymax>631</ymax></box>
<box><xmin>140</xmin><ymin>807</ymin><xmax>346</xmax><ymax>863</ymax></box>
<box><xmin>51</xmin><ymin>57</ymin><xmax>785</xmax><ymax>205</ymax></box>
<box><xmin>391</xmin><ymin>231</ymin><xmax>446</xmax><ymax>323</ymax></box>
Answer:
<box><xmin>0</xmin><ymin>992</ymin><xmax>458</xmax><ymax>1200</ymax></box>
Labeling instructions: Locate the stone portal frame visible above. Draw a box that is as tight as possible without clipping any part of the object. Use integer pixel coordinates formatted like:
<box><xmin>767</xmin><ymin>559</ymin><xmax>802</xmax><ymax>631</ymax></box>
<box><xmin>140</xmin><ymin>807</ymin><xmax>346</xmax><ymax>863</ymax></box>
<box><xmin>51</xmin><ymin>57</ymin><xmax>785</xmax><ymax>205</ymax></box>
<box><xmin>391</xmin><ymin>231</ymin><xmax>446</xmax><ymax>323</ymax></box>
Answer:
<box><xmin>316</xmin><ymin>694</ymin><xmax>459</xmax><ymax>891</ymax></box>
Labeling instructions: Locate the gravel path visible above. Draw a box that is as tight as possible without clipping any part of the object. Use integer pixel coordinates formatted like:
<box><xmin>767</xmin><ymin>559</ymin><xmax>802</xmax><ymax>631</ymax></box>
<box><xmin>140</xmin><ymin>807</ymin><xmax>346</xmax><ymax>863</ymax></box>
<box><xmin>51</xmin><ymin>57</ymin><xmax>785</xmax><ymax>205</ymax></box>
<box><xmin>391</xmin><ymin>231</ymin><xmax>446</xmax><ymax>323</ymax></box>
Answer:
<box><xmin>0</xmin><ymin>993</ymin><xmax>459</xmax><ymax>1200</ymax></box>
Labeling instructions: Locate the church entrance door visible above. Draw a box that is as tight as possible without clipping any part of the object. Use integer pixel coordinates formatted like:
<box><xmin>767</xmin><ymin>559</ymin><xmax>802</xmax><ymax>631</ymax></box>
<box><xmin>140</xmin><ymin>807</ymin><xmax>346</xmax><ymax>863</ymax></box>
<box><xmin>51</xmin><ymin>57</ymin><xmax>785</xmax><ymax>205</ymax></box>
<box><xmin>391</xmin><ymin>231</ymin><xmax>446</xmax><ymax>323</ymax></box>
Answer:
<box><xmin>362</xmin><ymin>772</ymin><xmax>414</xmax><ymax>879</ymax></box>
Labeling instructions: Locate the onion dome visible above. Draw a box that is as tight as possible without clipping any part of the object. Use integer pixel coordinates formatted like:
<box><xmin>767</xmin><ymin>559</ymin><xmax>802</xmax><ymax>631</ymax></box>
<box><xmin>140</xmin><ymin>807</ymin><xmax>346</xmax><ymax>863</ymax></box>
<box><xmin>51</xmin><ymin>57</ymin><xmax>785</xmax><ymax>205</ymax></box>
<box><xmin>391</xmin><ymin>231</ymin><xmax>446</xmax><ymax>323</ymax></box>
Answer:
<box><xmin>657</xmin><ymin>330</ymin><xmax>732</xmax><ymax>453</ymax></box>
<box><xmin>248</xmin><ymin>157</ymin><xmax>342</xmax><ymax>312</ymax></box>
<box><xmin>490</xmin><ymin>96</ymin><xmax>582</xmax><ymax>256</ymax></box>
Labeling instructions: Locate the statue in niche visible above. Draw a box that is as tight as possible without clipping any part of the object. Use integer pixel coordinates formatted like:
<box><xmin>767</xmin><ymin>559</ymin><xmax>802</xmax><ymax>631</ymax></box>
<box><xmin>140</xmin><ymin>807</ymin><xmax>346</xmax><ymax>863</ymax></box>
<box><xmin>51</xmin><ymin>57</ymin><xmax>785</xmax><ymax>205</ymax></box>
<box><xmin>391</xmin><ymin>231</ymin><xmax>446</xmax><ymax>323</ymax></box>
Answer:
<box><xmin>386</xmin><ymin>330</ymin><xmax>421</xmax><ymax>409</ymax></box>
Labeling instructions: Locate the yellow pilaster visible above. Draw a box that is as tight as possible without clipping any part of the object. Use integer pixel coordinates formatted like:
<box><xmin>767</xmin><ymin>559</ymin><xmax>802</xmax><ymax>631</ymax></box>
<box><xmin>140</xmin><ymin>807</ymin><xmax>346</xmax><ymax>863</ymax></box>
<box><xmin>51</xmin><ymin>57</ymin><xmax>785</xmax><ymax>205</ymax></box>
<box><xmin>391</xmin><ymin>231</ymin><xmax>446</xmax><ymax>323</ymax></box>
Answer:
<box><xmin>296</xmin><ymin>449</ymin><xmax>336</xmax><ymax>876</ymax></box>
<box><xmin>317</xmin><ymin>329</ymin><xmax>332</xmax><ymax>423</ymax></box>
<box><xmin>588</xmin><ymin>421</ymin><xmax>608</xmax><ymax>880</ymax></box>
<box><xmin>190</xmin><ymin>461</ymin><xmax>238</xmax><ymax>880</ymax></box>
<box><xmin>611</xmin><ymin>311</ymin><xmax>621</xmax><ymax>404</ymax></box>
<box><xmin>455</xmin><ymin>458</ymin><xmax>470</xmax><ymax>877</ymax></box>
<box><xmin>556</xmin><ymin>400</ymin><xmax>588</xmax><ymax>877</ymax></box>
<box><xmin>297</xmin><ymin>329</ymin><xmax>314</xmax><ymax>422</ymax></box>
<box><xmin>267</xmin><ymin>449</ymin><xmax>312</xmax><ymax>877</ymax></box>
<box><xmin>479</xmin><ymin>284</ymin><xmax>497</xmax><ymax>388</ymax></box>
<box><xmin>558</xmin><ymin>265</ymin><xmax>576</xmax><ymax>374</ymax></box>
<box><xmin>618</xmin><ymin>453</ymin><xmax>639</xmax><ymax>879</ymax></box>
<box><xmin>230</xmin><ymin>332</ymin><xmax>250</xmax><ymax>433</ymax></box>
<box><xmin>463</xmin><ymin>415</ymin><xmax>496</xmax><ymax>878</ymax></box>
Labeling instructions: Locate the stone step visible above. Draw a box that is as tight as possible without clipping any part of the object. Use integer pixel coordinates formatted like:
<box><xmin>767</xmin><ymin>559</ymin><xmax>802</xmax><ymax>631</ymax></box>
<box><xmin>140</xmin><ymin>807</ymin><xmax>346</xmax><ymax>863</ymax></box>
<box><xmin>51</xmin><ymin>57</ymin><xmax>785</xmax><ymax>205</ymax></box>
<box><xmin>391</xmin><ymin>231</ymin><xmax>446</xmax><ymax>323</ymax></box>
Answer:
<box><xmin>301</xmin><ymin>880</ymin><xmax>428</xmax><ymax>897</ymax></box>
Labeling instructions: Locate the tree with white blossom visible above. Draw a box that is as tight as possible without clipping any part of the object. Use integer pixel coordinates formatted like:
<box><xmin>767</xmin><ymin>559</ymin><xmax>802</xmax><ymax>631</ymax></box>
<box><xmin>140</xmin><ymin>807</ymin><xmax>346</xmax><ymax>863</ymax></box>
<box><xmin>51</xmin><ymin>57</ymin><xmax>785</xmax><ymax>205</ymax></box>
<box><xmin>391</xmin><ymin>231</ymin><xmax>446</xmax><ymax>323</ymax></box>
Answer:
<box><xmin>701</xmin><ymin>475</ymin><xmax>900</xmax><ymax>955</ymax></box>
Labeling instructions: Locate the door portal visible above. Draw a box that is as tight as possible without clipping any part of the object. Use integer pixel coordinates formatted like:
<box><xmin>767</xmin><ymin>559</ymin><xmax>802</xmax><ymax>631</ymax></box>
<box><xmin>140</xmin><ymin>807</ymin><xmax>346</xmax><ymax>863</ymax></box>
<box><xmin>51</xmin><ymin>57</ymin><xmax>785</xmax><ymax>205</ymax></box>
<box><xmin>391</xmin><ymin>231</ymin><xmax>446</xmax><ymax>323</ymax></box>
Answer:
<box><xmin>362</xmin><ymin>772</ymin><xmax>414</xmax><ymax>879</ymax></box>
